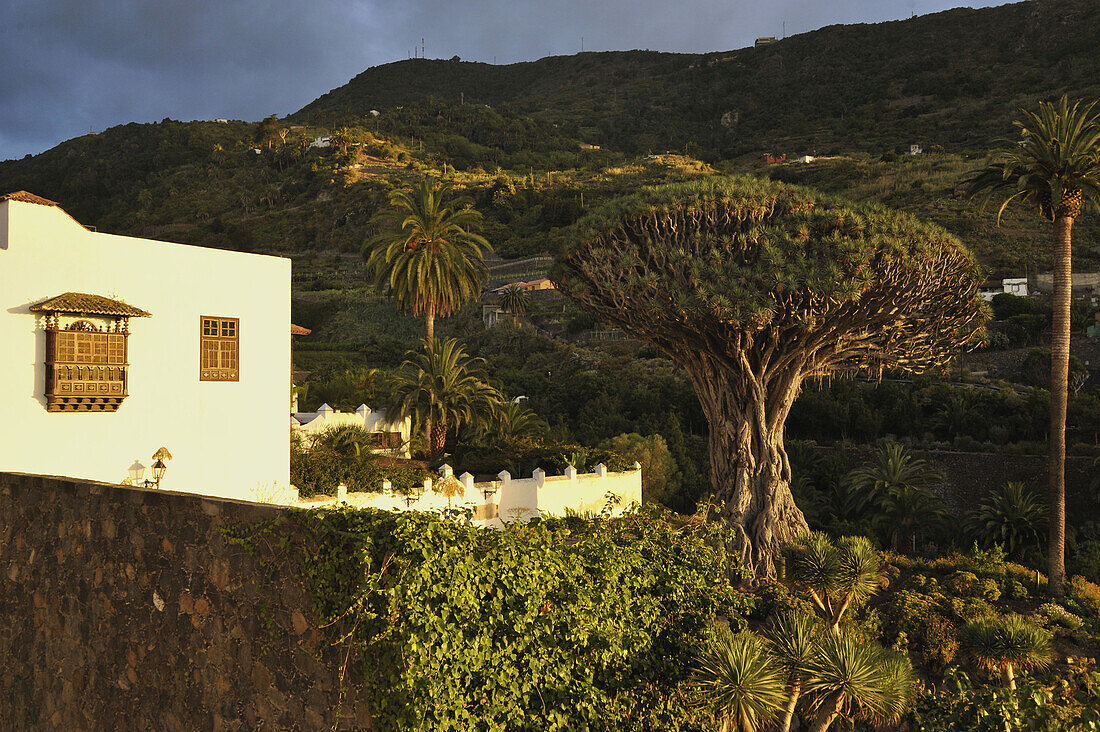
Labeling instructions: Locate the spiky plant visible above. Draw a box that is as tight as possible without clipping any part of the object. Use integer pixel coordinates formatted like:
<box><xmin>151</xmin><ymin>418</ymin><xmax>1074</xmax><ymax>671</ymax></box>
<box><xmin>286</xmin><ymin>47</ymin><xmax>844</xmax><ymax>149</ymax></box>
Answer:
<box><xmin>783</xmin><ymin>532</ymin><xmax>884</xmax><ymax>633</ymax></box>
<box><xmin>763</xmin><ymin>612</ymin><xmax>824</xmax><ymax>732</ymax></box>
<box><xmin>694</xmin><ymin>628</ymin><xmax>786</xmax><ymax>732</ymax></box>
<box><xmin>967</xmin><ymin>482</ymin><xmax>1048</xmax><ymax>561</ymax></box>
<box><xmin>960</xmin><ymin>615</ymin><xmax>1053</xmax><ymax>690</ymax></box>
<box><xmin>803</xmin><ymin>632</ymin><xmax>915</xmax><ymax>732</ymax></box>
<box><xmin>967</xmin><ymin>95</ymin><xmax>1100</xmax><ymax>598</ymax></box>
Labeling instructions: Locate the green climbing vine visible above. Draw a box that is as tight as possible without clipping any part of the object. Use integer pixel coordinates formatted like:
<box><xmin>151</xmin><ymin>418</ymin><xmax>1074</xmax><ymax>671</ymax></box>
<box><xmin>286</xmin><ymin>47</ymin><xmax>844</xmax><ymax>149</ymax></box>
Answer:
<box><xmin>226</xmin><ymin>504</ymin><xmax>753</xmax><ymax>731</ymax></box>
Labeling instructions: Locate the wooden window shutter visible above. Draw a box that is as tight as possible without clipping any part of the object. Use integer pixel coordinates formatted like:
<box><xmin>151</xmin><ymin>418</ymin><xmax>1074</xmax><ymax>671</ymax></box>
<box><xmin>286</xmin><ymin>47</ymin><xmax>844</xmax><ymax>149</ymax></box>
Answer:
<box><xmin>199</xmin><ymin>316</ymin><xmax>240</xmax><ymax>381</ymax></box>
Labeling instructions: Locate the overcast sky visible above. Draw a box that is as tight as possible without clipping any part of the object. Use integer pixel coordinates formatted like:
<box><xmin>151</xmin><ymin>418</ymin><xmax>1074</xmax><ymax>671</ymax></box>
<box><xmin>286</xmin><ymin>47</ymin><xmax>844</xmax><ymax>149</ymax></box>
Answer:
<box><xmin>0</xmin><ymin>0</ymin><xmax>1011</xmax><ymax>161</ymax></box>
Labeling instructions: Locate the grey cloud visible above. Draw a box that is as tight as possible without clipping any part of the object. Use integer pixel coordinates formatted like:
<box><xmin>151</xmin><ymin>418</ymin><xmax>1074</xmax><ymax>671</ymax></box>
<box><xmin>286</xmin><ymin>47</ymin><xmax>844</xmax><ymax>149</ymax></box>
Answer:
<box><xmin>0</xmin><ymin>0</ymin><xmax>1008</xmax><ymax>160</ymax></box>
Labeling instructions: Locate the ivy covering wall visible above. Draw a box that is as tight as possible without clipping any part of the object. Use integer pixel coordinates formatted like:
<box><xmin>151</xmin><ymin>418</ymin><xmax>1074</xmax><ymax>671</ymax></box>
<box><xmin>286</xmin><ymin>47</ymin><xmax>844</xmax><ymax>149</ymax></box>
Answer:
<box><xmin>233</xmin><ymin>505</ymin><xmax>753</xmax><ymax>730</ymax></box>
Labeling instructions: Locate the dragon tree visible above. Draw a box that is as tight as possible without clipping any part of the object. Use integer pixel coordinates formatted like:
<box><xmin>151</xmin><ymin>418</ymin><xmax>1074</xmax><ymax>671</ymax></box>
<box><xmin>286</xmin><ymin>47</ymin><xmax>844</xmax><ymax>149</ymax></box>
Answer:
<box><xmin>552</xmin><ymin>177</ymin><xmax>985</xmax><ymax>577</ymax></box>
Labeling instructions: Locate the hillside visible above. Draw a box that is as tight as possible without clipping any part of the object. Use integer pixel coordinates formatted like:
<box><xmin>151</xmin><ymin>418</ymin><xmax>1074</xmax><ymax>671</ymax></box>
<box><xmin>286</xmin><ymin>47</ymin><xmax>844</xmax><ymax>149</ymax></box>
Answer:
<box><xmin>1</xmin><ymin>0</ymin><xmax>1098</xmax><ymax>282</ymax></box>
<box><xmin>295</xmin><ymin>0</ymin><xmax>1100</xmax><ymax>158</ymax></box>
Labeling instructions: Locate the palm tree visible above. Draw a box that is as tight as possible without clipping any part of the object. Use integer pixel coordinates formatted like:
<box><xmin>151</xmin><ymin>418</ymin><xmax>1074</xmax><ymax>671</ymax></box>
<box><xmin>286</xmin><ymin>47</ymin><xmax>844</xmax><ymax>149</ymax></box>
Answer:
<box><xmin>491</xmin><ymin>399</ymin><xmax>548</xmax><ymax>444</ymax></box>
<box><xmin>873</xmin><ymin>485</ymin><xmax>947</xmax><ymax>553</ymax></box>
<box><xmin>960</xmin><ymin>615</ymin><xmax>1053</xmax><ymax>691</ymax></box>
<box><xmin>763</xmin><ymin>612</ymin><xmax>823</xmax><ymax>732</ymax></box>
<box><xmin>803</xmin><ymin>632</ymin><xmax>914</xmax><ymax>732</ymax></box>
<box><xmin>382</xmin><ymin>338</ymin><xmax>502</xmax><ymax>460</ymax></box>
<box><xmin>364</xmin><ymin>178</ymin><xmax>492</xmax><ymax>341</ymax></box>
<box><xmin>966</xmin><ymin>95</ymin><xmax>1100</xmax><ymax>598</ymax></box>
<box><xmin>694</xmin><ymin>628</ymin><xmax>786</xmax><ymax>732</ymax></box>
<box><xmin>498</xmin><ymin>284</ymin><xmax>532</xmax><ymax>322</ymax></box>
<box><xmin>966</xmin><ymin>482</ymin><xmax>1048</xmax><ymax>562</ymax></box>
<box><xmin>847</xmin><ymin>442</ymin><xmax>944</xmax><ymax>500</ymax></box>
<box><xmin>782</xmin><ymin>533</ymin><xmax>884</xmax><ymax>633</ymax></box>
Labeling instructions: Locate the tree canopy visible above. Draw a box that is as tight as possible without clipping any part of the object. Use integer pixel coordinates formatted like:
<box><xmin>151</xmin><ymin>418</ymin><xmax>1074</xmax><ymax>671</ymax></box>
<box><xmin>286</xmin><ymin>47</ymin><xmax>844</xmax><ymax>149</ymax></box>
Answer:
<box><xmin>553</xmin><ymin>176</ymin><xmax>987</xmax><ymax>576</ymax></box>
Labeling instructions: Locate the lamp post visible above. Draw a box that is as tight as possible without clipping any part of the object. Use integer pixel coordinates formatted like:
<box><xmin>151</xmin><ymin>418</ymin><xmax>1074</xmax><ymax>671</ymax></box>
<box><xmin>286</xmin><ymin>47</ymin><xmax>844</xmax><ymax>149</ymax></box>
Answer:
<box><xmin>127</xmin><ymin>457</ymin><xmax>168</xmax><ymax>488</ymax></box>
<box><xmin>150</xmin><ymin>458</ymin><xmax>167</xmax><ymax>488</ymax></box>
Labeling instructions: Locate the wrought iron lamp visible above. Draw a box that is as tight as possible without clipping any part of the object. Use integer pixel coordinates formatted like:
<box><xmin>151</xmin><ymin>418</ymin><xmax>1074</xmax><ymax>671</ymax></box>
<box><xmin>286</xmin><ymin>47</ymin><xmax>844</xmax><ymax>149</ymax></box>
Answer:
<box><xmin>150</xmin><ymin>458</ymin><xmax>167</xmax><ymax>488</ymax></box>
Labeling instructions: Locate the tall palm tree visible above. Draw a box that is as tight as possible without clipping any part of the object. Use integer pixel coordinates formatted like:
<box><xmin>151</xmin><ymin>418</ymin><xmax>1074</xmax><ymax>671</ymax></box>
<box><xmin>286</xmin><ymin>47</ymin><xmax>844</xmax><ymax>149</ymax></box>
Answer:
<box><xmin>803</xmin><ymin>632</ymin><xmax>914</xmax><ymax>732</ymax></box>
<box><xmin>782</xmin><ymin>533</ymin><xmax>884</xmax><ymax>633</ymax></box>
<box><xmin>960</xmin><ymin>615</ymin><xmax>1053</xmax><ymax>691</ymax></box>
<box><xmin>694</xmin><ymin>628</ymin><xmax>786</xmax><ymax>732</ymax></box>
<box><xmin>383</xmin><ymin>338</ymin><xmax>502</xmax><ymax>460</ymax></box>
<box><xmin>966</xmin><ymin>95</ymin><xmax>1100</xmax><ymax>598</ymax></box>
<box><xmin>365</xmin><ymin>178</ymin><xmax>492</xmax><ymax>341</ymax></box>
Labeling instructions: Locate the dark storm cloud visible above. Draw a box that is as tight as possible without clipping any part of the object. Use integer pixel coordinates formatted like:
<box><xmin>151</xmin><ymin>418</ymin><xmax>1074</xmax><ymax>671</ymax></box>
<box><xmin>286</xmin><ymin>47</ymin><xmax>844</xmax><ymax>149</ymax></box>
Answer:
<box><xmin>0</xmin><ymin>0</ymin><xmax>1008</xmax><ymax>160</ymax></box>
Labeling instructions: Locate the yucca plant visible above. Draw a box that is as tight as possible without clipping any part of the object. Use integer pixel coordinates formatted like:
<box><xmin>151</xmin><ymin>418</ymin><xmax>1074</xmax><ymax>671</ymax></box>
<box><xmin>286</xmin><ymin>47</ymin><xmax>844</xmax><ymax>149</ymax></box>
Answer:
<box><xmin>693</xmin><ymin>628</ymin><xmax>786</xmax><ymax>732</ymax></box>
<box><xmin>763</xmin><ymin>611</ymin><xmax>824</xmax><ymax>732</ymax></box>
<box><xmin>803</xmin><ymin>632</ymin><xmax>915</xmax><ymax>732</ymax></box>
<box><xmin>960</xmin><ymin>614</ymin><xmax>1053</xmax><ymax>690</ymax></box>
<box><xmin>783</xmin><ymin>532</ymin><xmax>884</xmax><ymax>633</ymax></box>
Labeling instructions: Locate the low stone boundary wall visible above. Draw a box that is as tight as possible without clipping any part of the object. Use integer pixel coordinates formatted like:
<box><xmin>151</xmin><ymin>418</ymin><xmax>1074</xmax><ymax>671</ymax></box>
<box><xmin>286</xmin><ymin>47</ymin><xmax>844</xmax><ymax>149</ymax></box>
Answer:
<box><xmin>0</xmin><ymin>472</ymin><xmax>374</xmax><ymax>730</ymax></box>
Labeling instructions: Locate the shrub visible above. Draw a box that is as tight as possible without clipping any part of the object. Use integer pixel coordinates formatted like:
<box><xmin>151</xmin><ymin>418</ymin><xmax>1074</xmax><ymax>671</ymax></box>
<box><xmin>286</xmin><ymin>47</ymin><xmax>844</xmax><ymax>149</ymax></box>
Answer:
<box><xmin>1068</xmin><ymin>576</ymin><xmax>1100</xmax><ymax>619</ymax></box>
<box><xmin>1037</xmin><ymin>602</ymin><xmax>1085</xmax><ymax>630</ymax></box>
<box><xmin>879</xmin><ymin>589</ymin><xmax>959</xmax><ymax>670</ymax></box>
<box><xmin>265</xmin><ymin>504</ymin><xmax>753</xmax><ymax>730</ymax></box>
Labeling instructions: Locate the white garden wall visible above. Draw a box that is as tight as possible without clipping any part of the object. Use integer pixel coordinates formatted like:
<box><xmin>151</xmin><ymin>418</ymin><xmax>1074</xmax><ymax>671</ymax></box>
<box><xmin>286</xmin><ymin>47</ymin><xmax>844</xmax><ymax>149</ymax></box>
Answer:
<box><xmin>294</xmin><ymin>463</ymin><xmax>643</xmax><ymax>527</ymax></box>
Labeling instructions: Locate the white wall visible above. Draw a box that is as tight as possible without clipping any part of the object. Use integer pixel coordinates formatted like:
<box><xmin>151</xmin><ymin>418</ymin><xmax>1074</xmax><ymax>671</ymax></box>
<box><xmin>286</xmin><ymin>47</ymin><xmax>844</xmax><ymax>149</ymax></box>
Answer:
<box><xmin>291</xmin><ymin>403</ymin><xmax>412</xmax><ymax>458</ymax></box>
<box><xmin>0</xmin><ymin>198</ymin><xmax>290</xmax><ymax>500</ymax></box>
<box><xmin>296</xmin><ymin>464</ymin><xmax>643</xmax><ymax>528</ymax></box>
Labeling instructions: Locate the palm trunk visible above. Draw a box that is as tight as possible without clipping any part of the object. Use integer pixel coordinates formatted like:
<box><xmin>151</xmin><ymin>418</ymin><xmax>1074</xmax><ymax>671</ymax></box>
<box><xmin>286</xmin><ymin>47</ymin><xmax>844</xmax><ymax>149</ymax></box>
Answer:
<box><xmin>779</xmin><ymin>676</ymin><xmax>802</xmax><ymax>732</ymax></box>
<box><xmin>686</xmin><ymin>355</ymin><xmax>809</xmax><ymax>579</ymax></box>
<box><xmin>808</xmin><ymin>690</ymin><xmax>844</xmax><ymax>732</ymax></box>
<box><xmin>1002</xmin><ymin>663</ymin><xmax>1016</xmax><ymax>691</ymax></box>
<box><xmin>424</xmin><ymin>304</ymin><xmax>436</xmax><ymax>453</ymax></box>
<box><xmin>1048</xmin><ymin>215</ymin><xmax>1072</xmax><ymax>599</ymax></box>
<box><xmin>430</xmin><ymin>418</ymin><xmax>447</xmax><ymax>461</ymax></box>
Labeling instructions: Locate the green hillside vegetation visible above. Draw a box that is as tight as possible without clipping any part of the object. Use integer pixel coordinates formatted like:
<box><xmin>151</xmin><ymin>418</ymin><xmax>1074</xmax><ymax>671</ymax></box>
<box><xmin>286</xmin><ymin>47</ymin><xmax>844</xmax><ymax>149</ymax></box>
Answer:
<box><xmin>295</xmin><ymin>0</ymin><xmax>1100</xmax><ymax>159</ymax></box>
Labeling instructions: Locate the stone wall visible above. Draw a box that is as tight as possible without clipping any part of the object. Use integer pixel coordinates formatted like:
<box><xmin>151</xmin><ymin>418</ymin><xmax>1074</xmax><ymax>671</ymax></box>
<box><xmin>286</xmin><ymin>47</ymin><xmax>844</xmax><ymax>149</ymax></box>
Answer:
<box><xmin>818</xmin><ymin>446</ymin><xmax>1095</xmax><ymax>519</ymax></box>
<box><xmin>0</xmin><ymin>472</ymin><xmax>373</xmax><ymax>731</ymax></box>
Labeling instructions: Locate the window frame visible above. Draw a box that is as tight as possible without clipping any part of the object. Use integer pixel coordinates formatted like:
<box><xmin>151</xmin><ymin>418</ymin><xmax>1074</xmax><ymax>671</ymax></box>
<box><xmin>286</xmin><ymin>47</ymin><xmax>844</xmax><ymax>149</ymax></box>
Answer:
<box><xmin>199</xmin><ymin>315</ymin><xmax>240</xmax><ymax>382</ymax></box>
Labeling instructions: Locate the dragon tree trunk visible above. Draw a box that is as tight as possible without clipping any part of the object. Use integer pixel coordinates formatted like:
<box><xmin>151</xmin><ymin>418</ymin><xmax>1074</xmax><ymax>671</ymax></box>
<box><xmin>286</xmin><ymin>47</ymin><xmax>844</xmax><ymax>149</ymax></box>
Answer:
<box><xmin>687</xmin><ymin>355</ymin><xmax>809</xmax><ymax>579</ymax></box>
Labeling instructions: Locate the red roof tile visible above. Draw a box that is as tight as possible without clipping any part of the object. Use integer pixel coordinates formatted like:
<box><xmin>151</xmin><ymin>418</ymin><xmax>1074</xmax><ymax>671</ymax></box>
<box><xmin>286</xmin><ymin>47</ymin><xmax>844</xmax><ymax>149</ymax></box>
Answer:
<box><xmin>1</xmin><ymin>191</ymin><xmax>61</xmax><ymax>207</ymax></box>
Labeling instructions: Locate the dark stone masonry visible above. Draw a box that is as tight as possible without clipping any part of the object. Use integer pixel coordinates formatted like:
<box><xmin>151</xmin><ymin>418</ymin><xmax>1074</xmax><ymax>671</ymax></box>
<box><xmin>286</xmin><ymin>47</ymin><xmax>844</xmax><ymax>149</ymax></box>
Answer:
<box><xmin>0</xmin><ymin>472</ymin><xmax>373</xmax><ymax>730</ymax></box>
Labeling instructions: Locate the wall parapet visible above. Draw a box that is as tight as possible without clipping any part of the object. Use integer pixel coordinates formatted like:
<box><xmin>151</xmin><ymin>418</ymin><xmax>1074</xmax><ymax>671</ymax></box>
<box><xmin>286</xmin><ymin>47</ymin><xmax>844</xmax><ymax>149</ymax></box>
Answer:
<box><xmin>297</xmin><ymin>462</ymin><xmax>643</xmax><ymax>526</ymax></box>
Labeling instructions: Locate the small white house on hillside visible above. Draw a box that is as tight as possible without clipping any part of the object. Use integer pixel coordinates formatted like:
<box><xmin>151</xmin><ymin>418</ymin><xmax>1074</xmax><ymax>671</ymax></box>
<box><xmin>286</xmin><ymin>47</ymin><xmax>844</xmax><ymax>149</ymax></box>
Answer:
<box><xmin>292</xmin><ymin>403</ymin><xmax>412</xmax><ymax>458</ymax></box>
<box><xmin>0</xmin><ymin>191</ymin><xmax>291</xmax><ymax>500</ymax></box>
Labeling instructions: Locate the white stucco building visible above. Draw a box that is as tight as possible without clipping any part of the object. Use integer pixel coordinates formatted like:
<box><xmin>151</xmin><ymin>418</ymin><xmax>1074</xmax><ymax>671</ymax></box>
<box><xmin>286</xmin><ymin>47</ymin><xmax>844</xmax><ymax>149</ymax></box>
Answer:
<box><xmin>0</xmin><ymin>191</ymin><xmax>291</xmax><ymax>500</ymax></box>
